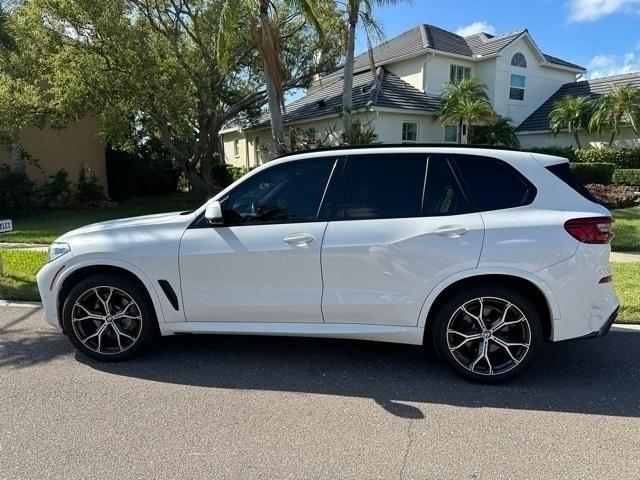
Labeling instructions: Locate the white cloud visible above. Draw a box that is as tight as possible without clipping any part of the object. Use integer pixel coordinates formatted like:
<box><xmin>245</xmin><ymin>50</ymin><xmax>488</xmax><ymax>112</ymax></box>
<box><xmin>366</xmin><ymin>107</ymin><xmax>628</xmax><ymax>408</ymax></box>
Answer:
<box><xmin>587</xmin><ymin>52</ymin><xmax>640</xmax><ymax>78</ymax></box>
<box><xmin>455</xmin><ymin>21</ymin><xmax>496</xmax><ymax>37</ymax></box>
<box><xmin>568</xmin><ymin>0</ymin><xmax>640</xmax><ymax>22</ymax></box>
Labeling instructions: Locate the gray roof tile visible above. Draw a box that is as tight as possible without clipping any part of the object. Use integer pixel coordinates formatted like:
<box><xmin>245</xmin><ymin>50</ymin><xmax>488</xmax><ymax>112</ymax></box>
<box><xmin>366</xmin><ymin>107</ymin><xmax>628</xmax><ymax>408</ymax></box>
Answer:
<box><xmin>517</xmin><ymin>72</ymin><xmax>640</xmax><ymax>132</ymax></box>
<box><xmin>249</xmin><ymin>67</ymin><xmax>439</xmax><ymax>129</ymax></box>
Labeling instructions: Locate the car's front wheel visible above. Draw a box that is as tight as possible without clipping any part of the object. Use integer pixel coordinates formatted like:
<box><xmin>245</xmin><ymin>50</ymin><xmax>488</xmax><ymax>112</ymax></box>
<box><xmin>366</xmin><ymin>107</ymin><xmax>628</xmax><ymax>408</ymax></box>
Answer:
<box><xmin>62</xmin><ymin>274</ymin><xmax>157</xmax><ymax>361</ymax></box>
<box><xmin>432</xmin><ymin>286</ymin><xmax>542</xmax><ymax>382</ymax></box>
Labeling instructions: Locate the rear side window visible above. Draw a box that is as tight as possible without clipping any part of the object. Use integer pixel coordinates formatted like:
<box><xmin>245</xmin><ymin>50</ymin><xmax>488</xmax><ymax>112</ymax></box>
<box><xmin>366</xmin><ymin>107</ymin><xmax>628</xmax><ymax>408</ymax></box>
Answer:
<box><xmin>546</xmin><ymin>162</ymin><xmax>598</xmax><ymax>203</ymax></box>
<box><xmin>452</xmin><ymin>155</ymin><xmax>536</xmax><ymax>211</ymax></box>
<box><xmin>340</xmin><ymin>154</ymin><xmax>427</xmax><ymax>220</ymax></box>
<box><xmin>423</xmin><ymin>155</ymin><xmax>472</xmax><ymax>216</ymax></box>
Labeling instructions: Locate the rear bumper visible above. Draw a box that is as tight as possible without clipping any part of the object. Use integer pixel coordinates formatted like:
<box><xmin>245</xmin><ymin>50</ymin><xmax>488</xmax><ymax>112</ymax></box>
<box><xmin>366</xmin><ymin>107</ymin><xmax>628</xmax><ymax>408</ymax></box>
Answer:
<box><xmin>558</xmin><ymin>306</ymin><xmax>619</xmax><ymax>342</ymax></box>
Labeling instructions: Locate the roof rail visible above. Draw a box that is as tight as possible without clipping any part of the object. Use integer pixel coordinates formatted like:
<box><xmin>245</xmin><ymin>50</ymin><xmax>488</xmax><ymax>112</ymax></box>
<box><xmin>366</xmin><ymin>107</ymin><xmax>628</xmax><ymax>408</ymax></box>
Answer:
<box><xmin>275</xmin><ymin>143</ymin><xmax>523</xmax><ymax>159</ymax></box>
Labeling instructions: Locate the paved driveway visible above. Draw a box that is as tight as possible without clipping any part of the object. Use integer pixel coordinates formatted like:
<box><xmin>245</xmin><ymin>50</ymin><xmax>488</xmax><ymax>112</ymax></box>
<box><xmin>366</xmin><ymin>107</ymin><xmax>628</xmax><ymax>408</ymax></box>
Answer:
<box><xmin>1</xmin><ymin>305</ymin><xmax>639</xmax><ymax>480</ymax></box>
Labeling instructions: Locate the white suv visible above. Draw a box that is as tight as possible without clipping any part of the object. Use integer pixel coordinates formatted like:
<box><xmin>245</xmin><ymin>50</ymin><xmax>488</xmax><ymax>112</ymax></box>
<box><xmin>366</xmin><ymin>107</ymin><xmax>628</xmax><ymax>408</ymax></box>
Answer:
<box><xmin>37</xmin><ymin>146</ymin><xmax>619</xmax><ymax>382</ymax></box>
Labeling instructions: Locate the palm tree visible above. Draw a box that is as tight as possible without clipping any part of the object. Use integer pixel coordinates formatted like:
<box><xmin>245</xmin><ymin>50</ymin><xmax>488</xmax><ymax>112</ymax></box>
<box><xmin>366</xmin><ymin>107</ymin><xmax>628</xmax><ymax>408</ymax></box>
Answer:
<box><xmin>340</xmin><ymin>0</ymin><xmax>413</xmax><ymax>144</ymax></box>
<box><xmin>218</xmin><ymin>0</ymin><xmax>330</xmax><ymax>155</ymax></box>
<box><xmin>438</xmin><ymin>77</ymin><xmax>495</xmax><ymax>144</ymax></box>
<box><xmin>589</xmin><ymin>84</ymin><xmax>640</xmax><ymax>146</ymax></box>
<box><xmin>548</xmin><ymin>95</ymin><xmax>592</xmax><ymax>148</ymax></box>
<box><xmin>469</xmin><ymin>117</ymin><xmax>520</xmax><ymax>147</ymax></box>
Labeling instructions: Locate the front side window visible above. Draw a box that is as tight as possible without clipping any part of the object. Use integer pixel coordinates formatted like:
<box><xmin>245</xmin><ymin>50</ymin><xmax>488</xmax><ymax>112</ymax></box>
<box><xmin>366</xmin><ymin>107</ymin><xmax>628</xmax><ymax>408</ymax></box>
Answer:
<box><xmin>451</xmin><ymin>155</ymin><xmax>536</xmax><ymax>211</ymax></box>
<box><xmin>450</xmin><ymin>64</ymin><xmax>471</xmax><ymax>83</ymax></box>
<box><xmin>402</xmin><ymin>122</ymin><xmax>418</xmax><ymax>143</ymax></box>
<box><xmin>509</xmin><ymin>74</ymin><xmax>526</xmax><ymax>101</ymax></box>
<box><xmin>233</xmin><ymin>139</ymin><xmax>240</xmax><ymax>157</ymax></box>
<box><xmin>340</xmin><ymin>154</ymin><xmax>427</xmax><ymax>220</ymax></box>
<box><xmin>224</xmin><ymin>159</ymin><xmax>335</xmax><ymax>225</ymax></box>
<box><xmin>444</xmin><ymin>125</ymin><xmax>459</xmax><ymax>143</ymax></box>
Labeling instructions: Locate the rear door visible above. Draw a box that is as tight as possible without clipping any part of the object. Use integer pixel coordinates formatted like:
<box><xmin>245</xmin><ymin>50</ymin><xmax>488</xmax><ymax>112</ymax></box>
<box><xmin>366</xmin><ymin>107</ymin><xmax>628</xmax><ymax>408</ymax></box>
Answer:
<box><xmin>320</xmin><ymin>153</ymin><xmax>484</xmax><ymax>326</ymax></box>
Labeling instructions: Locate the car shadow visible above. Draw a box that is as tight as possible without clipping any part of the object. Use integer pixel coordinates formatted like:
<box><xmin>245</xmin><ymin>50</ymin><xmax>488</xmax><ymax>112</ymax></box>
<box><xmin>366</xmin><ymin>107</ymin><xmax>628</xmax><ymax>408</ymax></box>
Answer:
<box><xmin>78</xmin><ymin>329</ymin><xmax>640</xmax><ymax>419</ymax></box>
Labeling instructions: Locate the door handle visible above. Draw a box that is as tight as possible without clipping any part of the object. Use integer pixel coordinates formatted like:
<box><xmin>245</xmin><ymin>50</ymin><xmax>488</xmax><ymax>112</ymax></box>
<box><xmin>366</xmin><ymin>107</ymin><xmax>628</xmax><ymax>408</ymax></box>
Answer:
<box><xmin>283</xmin><ymin>233</ymin><xmax>314</xmax><ymax>247</ymax></box>
<box><xmin>435</xmin><ymin>225</ymin><xmax>469</xmax><ymax>238</ymax></box>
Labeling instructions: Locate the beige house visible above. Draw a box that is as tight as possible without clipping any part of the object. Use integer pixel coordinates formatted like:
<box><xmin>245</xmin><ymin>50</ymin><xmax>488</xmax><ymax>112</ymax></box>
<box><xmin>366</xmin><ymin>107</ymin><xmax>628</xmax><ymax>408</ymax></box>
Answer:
<box><xmin>0</xmin><ymin>116</ymin><xmax>106</xmax><ymax>186</ymax></box>
<box><xmin>221</xmin><ymin>23</ymin><xmax>588</xmax><ymax>166</ymax></box>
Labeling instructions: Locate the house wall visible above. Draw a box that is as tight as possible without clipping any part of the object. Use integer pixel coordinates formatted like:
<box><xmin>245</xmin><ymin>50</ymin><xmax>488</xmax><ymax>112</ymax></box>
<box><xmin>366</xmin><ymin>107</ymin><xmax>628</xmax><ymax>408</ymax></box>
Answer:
<box><xmin>0</xmin><ymin>116</ymin><xmax>106</xmax><ymax>187</ymax></box>
<box><xmin>423</xmin><ymin>55</ymin><xmax>475</xmax><ymax>96</ymax></box>
<box><xmin>372</xmin><ymin>111</ymin><xmax>444</xmax><ymax>143</ymax></box>
<box><xmin>386</xmin><ymin>56</ymin><xmax>424</xmax><ymax>91</ymax></box>
<box><xmin>491</xmin><ymin>37</ymin><xmax>577</xmax><ymax>126</ymax></box>
<box><xmin>518</xmin><ymin>128</ymin><xmax>640</xmax><ymax>149</ymax></box>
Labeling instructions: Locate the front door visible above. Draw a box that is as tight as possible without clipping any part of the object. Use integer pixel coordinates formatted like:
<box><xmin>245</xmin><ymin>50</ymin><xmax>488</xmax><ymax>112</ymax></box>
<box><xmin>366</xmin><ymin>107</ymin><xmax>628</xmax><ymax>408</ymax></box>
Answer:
<box><xmin>180</xmin><ymin>157</ymin><xmax>338</xmax><ymax>323</ymax></box>
<box><xmin>321</xmin><ymin>153</ymin><xmax>484</xmax><ymax>326</ymax></box>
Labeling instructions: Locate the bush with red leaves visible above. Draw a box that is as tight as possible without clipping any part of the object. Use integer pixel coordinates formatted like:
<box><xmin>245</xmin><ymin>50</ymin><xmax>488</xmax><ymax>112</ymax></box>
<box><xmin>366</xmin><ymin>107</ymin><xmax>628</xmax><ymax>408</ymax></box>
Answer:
<box><xmin>586</xmin><ymin>184</ymin><xmax>639</xmax><ymax>209</ymax></box>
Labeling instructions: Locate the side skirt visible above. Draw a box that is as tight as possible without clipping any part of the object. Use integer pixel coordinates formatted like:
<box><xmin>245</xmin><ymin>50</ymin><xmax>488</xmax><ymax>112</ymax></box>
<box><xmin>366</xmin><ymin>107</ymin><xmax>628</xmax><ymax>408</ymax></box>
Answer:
<box><xmin>159</xmin><ymin>321</ymin><xmax>425</xmax><ymax>346</ymax></box>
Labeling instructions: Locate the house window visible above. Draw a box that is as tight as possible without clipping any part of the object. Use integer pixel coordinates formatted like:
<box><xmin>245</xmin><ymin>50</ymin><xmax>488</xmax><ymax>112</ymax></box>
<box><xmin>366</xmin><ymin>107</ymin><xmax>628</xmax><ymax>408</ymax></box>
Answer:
<box><xmin>511</xmin><ymin>53</ymin><xmax>527</xmax><ymax>68</ymax></box>
<box><xmin>450</xmin><ymin>64</ymin><xmax>471</xmax><ymax>83</ymax></box>
<box><xmin>307</xmin><ymin>128</ymin><xmax>317</xmax><ymax>143</ymax></box>
<box><xmin>233</xmin><ymin>139</ymin><xmax>240</xmax><ymax>157</ymax></box>
<box><xmin>402</xmin><ymin>122</ymin><xmax>418</xmax><ymax>143</ymax></box>
<box><xmin>509</xmin><ymin>74</ymin><xmax>526</xmax><ymax>101</ymax></box>
<box><xmin>444</xmin><ymin>125</ymin><xmax>458</xmax><ymax>143</ymax></box>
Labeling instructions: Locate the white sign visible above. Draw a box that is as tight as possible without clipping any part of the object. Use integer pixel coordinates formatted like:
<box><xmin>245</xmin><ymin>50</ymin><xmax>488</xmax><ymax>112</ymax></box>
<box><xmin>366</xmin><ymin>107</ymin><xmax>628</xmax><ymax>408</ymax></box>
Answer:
<box><xmin>0</xmin><ymin>219</ymin><xmax>12</xmax><ymax>233</ymax></box>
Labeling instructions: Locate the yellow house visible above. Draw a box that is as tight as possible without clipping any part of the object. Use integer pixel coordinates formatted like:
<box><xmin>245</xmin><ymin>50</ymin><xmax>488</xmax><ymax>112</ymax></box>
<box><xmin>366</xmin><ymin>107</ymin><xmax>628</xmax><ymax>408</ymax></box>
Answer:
<box><xmin>0</xmin><ymin>116</ymin><xmax>106</xmax><ymax>186</ymax></box>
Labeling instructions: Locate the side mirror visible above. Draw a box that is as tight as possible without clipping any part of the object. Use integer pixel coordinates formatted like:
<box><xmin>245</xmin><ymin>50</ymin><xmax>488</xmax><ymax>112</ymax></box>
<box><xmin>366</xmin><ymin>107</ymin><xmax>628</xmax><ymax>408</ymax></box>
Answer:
<box><xmin>204</xmin><ymin>201</ymin><xmax>224</xmax><ymax>225</ymax></box>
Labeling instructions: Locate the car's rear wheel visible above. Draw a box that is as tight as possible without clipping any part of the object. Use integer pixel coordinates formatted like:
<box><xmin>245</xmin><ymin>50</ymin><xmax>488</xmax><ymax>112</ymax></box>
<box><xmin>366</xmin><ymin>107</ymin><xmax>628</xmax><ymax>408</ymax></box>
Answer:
<box><xmin>432</xmin><ymin>286</ymin><xmax>542</xmax><ymax>382</ymax></box>
<box><xmin>62</xmin><ymin>274</ymin><xmax>157</xmax><ymax>361</ymax></box>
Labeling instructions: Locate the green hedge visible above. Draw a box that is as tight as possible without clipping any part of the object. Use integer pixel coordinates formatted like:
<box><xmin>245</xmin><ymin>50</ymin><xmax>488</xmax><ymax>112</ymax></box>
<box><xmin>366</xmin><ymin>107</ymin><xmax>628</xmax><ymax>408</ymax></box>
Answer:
<box><xmin>575</xmin><ymin>148</ymin><xmax>640</xmax><ymax>168</ymax></box>
<box><xmin>613</xmin><ymin>169</ymin><xmax>640</xmax><ymax>186</ymax></box>
<box><xmin>570</xmin><ymin>162</ymin><xmax>616</xmax><ymax>185</ymax></box>
<box><xmin>528</xmin><ymin>146</ymin><xmax>578</xmax><ymax>162</ymax></box>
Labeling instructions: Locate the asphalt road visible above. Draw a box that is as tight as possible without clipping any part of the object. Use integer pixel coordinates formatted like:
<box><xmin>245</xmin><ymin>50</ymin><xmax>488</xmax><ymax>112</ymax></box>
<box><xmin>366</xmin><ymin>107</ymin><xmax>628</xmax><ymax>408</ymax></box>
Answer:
<box><xmin>1</xmin><ymin>306</ymin><xmax>639</xmax><ymax>480</ymax></box>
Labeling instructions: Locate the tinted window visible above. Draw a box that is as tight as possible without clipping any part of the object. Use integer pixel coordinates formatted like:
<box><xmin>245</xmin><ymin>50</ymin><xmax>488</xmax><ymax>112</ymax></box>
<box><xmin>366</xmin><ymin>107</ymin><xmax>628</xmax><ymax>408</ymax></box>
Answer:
<box><xmin>224</xmin><ymin>159</ymin><xmax>335</xmax><ymax>224</ymax></box>
<box><xmin>452</xmin><ymin>155</ymin><xmax>536</xmax><ymax>211</ymax></box>
<box><xmin>341</xmin><ymin>154</ymin><xmax>426</xmax><ymax>220</ymax></box>
<box><xmin>423</xmin><ymin>156</ymin><xmax>471</xmax><ymax>216</ymax></box>
<box><xmin>546</xmin><ymin>162</ymin><xmax>598</xmax><ymax>204</ymax></box>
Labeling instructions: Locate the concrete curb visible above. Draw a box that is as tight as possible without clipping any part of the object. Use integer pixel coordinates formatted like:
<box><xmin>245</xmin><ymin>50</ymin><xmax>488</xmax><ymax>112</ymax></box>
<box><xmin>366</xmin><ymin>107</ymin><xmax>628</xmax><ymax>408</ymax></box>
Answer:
<box><xmin>1</xmin><ymin>299</ymin><xmax>639</xmax><ymax>332</ymax></box>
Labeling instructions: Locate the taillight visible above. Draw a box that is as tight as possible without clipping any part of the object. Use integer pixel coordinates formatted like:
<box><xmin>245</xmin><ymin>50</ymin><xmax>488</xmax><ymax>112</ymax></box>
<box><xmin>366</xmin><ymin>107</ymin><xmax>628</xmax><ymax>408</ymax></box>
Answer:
<box><xmin>564</xmin><ymin>217</ymin><xmax>614</xmax><ymax>244</ymax></box>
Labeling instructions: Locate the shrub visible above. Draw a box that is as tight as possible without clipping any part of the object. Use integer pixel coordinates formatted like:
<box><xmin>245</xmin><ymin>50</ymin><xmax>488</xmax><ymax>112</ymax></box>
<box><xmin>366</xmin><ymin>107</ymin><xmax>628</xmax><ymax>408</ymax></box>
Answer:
<box><xmin>575</xmin><ymin>148</ymin><xmax>640</xmax><ymax>169</ymax></box>
<box><xmin>0</xmin><ymin>165</ymin><xmax>38</xmax><ymax>217</ymax></box>
<box><xmin>527</xmin><ymin>146</ymin><xmax>577</xmax><ymax>162</ymax></box>
<box><xmin>40</xmin><ymin>169</ymin><xmax>72</xmax><ymax>208</ymax></box>
<box><xmin>613</xmin><ymin>169</ymin><xmax>640</xmax><ymax>186</ymax></box>
<box><xmin>570</xmin><ymin>162</ymin><xmax>615</xmax><ymax>185</ymax></box>
<box><xmin>133</xmin><ymin>142</ymin><xmax>181</xmax><ymax>196</ymax></box>
<box><xmin>76</xmin><ymin>168</ymin><xmax>105</xmax><ymax>202</ymax></box>
<box><xmin>586</xmin><ymin>184</ymin><xmax>639</xmax><ymax>209</ymax></box>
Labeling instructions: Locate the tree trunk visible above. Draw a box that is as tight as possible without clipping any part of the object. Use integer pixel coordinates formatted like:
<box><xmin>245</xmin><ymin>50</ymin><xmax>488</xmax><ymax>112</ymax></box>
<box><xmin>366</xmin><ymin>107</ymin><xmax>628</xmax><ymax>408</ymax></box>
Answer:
<box><xmin>258</xmin><ymin>1</ymin><xmax>287</xmax><ymax>155</ymax></box>
<box><xmin>608</xmin><ymin>129</ymin><xmax>616</xmax><ymax>147</ymax></box>
<box><xmin>457</xmin><ymin>119</ymin><xmax>464</xmax><ymax>144</ymax></box>
<box><xmin>11</xmin><ymin>127</ymin><xmax>23</xmax><ymax>172</ymax></box>
<box><xmin>342</xmin><ymin>4</ymin><xmax>359</xmax><ymax>145</ymax></box>
<box><xmin>573</xmin><ymin>130</ymin><xmax>582</xmax><ymax>149</ymax></box>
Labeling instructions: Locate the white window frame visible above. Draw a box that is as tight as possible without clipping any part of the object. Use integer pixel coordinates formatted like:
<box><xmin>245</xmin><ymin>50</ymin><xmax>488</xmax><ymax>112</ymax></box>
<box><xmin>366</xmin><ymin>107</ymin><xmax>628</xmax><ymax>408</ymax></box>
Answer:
<box><xmin>401</xmin><ymin>121</ymin><xmax>418</xmax><ymax>143</ymax></box>
<box><xmin>443</xmin><ymin>124</ymin><xmax>459</xmax><ymax>143</ymax></box>
<box><xmin>511</xmin><ymin>53</ymin><xmax>527</xmax><ymax>68</ymax></box>
<box><xmin>509</xmin><ymin>74</ymin><xmax>526</xmax><ymax>101</ymax></box>
<box><xmin>450</xmin><ymin>64</ymin><xmax>471</xmax><ymax>83</ymax></box>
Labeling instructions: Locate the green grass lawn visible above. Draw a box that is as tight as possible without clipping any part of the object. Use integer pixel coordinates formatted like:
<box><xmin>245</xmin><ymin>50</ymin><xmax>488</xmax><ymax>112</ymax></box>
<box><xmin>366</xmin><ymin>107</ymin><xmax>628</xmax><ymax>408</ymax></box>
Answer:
<box><xmin>0</xmin><ymin>250</ymin><xmax>48</xmax><ymax>301</ymax></box>
<box><xmin>612</xmin><ymin>206</ymin><xmax>640</xmax><ymax>252</ymax></box>
<box><xmin>611</xmin><ymin>262</ymin><xmax>640</xmax><ymax>324</ymax></box>
<box><xmin>1</xmin><ymin>248</ymin><xmax>638</xmax><ymax>324</ymax></box>
<box><xmin>2</xmin><ymin>193</ymin><xmax>197</xmax><ymax>244</ymax></box>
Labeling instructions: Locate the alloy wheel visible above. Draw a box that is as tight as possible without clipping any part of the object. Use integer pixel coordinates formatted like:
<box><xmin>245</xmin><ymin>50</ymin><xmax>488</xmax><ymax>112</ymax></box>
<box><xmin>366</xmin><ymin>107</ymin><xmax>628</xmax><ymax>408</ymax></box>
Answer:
<box><xmin>71</xmin><ymin>286</ymin><xmax>144</xmax><ymax>355</ymax></box>
<box><xmin>446</xmin><ymin>297</ymin><xmax>531</xmax><ymax>376</ymax></box>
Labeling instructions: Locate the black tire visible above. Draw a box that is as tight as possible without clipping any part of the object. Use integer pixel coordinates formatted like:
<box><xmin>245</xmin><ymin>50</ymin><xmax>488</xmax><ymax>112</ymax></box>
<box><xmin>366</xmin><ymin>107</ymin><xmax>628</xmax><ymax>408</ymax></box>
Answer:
<box><xmin>62</xmin><ymin>273</ymin><xmax>158</xmax><ymax>361</ymax></box>
<box><xmin>431</xmin><ymin>285</ymin><xmax>542</xmax><ymax>383</ymax></box>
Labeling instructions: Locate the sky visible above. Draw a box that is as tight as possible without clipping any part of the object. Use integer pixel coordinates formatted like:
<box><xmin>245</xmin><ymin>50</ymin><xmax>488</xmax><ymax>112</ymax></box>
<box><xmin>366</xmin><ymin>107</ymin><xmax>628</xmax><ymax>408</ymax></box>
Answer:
<box><xmin>365</xmin><ymin>0</ymin><xmax>640</xmax><ymax>79</ymax></box>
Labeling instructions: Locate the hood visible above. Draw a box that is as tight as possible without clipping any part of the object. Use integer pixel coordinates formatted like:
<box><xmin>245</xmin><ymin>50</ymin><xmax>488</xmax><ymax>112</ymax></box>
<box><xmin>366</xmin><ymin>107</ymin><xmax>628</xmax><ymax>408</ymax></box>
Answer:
<box><xmin>58</xmin><ymin>211</ymin><xmax>188</xmax><ymax>241</ymax></box>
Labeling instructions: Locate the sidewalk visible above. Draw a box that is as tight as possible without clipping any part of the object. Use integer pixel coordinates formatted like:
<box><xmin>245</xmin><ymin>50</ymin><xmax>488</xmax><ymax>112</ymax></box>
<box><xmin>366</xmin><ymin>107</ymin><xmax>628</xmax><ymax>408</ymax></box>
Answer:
<box><xmin>0</xmin><ymin>242</ymin><xmax>48</xmax><ymax>252</ymax></box>
<box><xmin>610</xmin><ymin>252</ymin><xmax>640</xmax><ymax>262</ymax></box>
